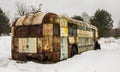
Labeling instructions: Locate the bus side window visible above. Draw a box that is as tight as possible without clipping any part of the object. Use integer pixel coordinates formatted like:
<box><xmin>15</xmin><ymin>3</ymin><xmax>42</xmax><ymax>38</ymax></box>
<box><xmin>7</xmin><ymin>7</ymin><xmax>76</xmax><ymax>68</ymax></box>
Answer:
<box><xmin>68</xmin><ymin>23</ymin><xmax>77</xmax><ymax>36</ymax></box>
<box><xmin>54</xmin><ymin>24</ymin><xmax>60</xmax><ymax>36</ymax></box>
<box><xmin>73</xmin><ymin>25</ymin><xmax>77</xmax><ymax>36</ymax></box>
<box><xmin>68</xmin><ymin>23</ymin><xmax>73</xmax><ymax>36</ymax></box>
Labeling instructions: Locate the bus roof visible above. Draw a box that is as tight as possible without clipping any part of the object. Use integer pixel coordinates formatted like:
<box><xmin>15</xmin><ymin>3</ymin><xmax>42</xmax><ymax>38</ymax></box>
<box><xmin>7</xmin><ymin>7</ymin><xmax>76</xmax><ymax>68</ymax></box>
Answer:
<box><xmin>12</xmin><ymin>12</ymin><xmax>97</xmax><ymax>31</ymax></box>
<box><xmin>13</xmin><ymin>12</ymin><xmax>59</xmax><ymax>26</ymax></box>
<box><xmin>61</xmin><ymin>16</ymin><xmax>97</xmax><ymax>30</ymax></box>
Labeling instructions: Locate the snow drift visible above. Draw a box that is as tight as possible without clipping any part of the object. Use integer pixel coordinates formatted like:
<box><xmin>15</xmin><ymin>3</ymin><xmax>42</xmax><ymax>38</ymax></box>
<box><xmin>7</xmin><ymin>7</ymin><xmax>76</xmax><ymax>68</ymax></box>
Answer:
<box><xmin>0</xmin><ymin>36</ymin><xmax>120</xmax><ymax>72</ymax></box>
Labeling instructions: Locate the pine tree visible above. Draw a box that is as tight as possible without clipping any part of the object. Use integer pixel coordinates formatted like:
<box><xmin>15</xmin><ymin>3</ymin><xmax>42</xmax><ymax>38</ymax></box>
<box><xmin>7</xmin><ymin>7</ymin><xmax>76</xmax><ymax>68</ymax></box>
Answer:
<box><xmin>0</xmin><ymin>8</ymin><xmax>10</xmax><ymax>35</ymax></box>
<box><xmin>90</xmin><ymin>9</ymin><xmax>113</xmax><ymax>37</ymax></box>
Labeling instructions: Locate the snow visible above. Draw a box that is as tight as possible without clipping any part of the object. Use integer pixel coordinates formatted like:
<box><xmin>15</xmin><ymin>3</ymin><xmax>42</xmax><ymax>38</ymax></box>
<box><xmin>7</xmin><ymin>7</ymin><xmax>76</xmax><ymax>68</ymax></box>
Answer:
<box><xmin>0</xmin><ymin>36</ymin><xmax>120</xmax><ymax>72</ymax></box>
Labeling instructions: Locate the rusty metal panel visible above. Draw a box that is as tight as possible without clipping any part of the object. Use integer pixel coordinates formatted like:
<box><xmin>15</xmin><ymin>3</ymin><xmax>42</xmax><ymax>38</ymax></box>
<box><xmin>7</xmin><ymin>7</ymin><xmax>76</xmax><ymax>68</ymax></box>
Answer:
<box><xmin>53</xmin><ymin>37</ymin><xmax>60</xmax><ymax>51</ymax></box>
<box><xmin>19</xmin><ymin>38</ymin><xmax>26</xmax><ymax>53</ymax></box>
<box><xmin>89</xmin><ymin>31</ymin><xmax>93</xmax><ymax>37</ymax></box>
<box><xmin>12</xmin><ymin>38</ymin><xmax>19</xmax><ymax>52</ymax></box>
<box><xmin>29</xmin><ymin>25</ymin><xmax>43</xmax><ymax>36</ymax></box>
<box><xmin>68</xmin><ymin>37</ymin><xmax>75</xmax><ymax>44</ymax></box>
<box><xmin>78</xmin><ymin>37</ymin><xmax>82</xmax><ymax>46</ymax></box>
<box><xmin>60</xmin><ymin>37</ymin><xmax>68</xmax><ymax>60</ymax></box>
<box><xmin>37</xmin><ymin>38</ymin><xmax>43</xmax><ymax>53</ymax></box>
<box><xmin>43</xmin><ymin>36</ymin><xmax>53</xmax><ymax>52</ymax></box>
<box><xmin>43</xmin><ymin>24</ymin><xmax>53</xmax><ymax>36</ymax></box>
<box><xmin>28</xmin><ymin>38</ymin><xmax>37</xmax><ymax>53</ymax></box>
<box><xmin>53</xmin><ymin>52</ymin><xmax>60</xmax><ymax>61</ymax></box>
<box><xmin>11</xmin><ymin>27</ymin><xmax>14</xmax><ymax>37</ymax></box>
<box><xmin>77</xmin><ymin>30</ymin><xmax>83</xmax><ymax>37</ymax></box>
<box><xmin>23</xmin><ymin>15</ymin><xmax>33</xmax><ymax>25</ymax></box>
<box><xmin>19</xmin><ymin>38</ymin><xmax>37</xmax><ymax>53</ymax></box>
<box><xmin>60</xmin><ymin>19</ymin><xmax>68</xmax><ymax>27</ymax></box>
<box><xmin>31</xmin><ymin>13</ymin><xmax>46</xmax><ymax>25</ymax></box>
<box><xmin>15</xmin><ymin>16</ymin><xmax>26</xmax><ymax>26</ymax></box>
<box><xmin>14</xmin><ymin>26</ymin><xmax>28</xmax><ymax>37</ymax></box>
<box><xmin>15</xmin><ymin>13</ymin><xmax>47</xmax><ymax>26</ymax></box>
<box><xmin>60</xmin><ymin>27</ymin><xmax>68</xmax><ymax>36</ymax></box>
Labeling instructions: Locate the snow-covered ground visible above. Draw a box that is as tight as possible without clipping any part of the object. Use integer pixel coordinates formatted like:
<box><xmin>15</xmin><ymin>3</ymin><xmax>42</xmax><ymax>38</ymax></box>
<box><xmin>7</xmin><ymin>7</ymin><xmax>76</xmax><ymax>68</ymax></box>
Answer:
<box><xmin>0</xmin><ymin>36</ymin><xmax>120</xmax><ymax>72</ymax></box>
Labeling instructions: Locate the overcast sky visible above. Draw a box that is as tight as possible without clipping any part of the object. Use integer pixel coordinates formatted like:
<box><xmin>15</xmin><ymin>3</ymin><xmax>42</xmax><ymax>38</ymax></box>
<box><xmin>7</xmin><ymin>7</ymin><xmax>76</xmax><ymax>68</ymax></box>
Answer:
<box><xmin>0</xmin><ymin>0</ymin><xmax>119</xmax><ymax>28</ymax></box>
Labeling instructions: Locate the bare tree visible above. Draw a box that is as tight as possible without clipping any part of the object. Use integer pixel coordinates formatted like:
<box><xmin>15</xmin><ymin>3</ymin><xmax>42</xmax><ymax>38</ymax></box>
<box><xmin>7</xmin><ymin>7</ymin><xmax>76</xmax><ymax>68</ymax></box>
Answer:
<box><xmin>15</xmin><ymin>1</ymin><xmax>31</xmax><ymax>16</ymax></box>
<box><xmin>15</xmin><ymin>1</ymin><xmax>42</xmax><ymax>17</ymax></box>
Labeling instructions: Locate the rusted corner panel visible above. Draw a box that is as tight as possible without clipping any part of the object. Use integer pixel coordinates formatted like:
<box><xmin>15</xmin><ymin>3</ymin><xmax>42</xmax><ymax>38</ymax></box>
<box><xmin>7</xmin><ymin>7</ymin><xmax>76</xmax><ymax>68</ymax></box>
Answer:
<box><xmin>12</xmin><ymin>38</ymin><xmax>19</xmax><ymax>52</ymax></box>
<box><xmin>60</xmin><ymin>19</ymin><xmax>68</xmax><ymax>27</ymax></box>
<box><xmin>43</xmin><ymin>24</ymin><xmax>53</xmax><ymax>36</ymax></box>
<box><xmin>12</xmin><ymin>38</ymin><xmax>19</xmax><ymax>60</ymax></box>
<box><xmin>68</xmin><ymin>44</ymin><xmax>72</xmax><ymax>58</ymax></box>
<box><xmin>53</xmin><ymin>52</ymin><xmax>60</xmax><ymax>61</ymax></box>
<box><xmin>42</xmin><ymin>13</ymin><xmax>60</xmax><ymax>24</ymax></box>
<box><xmin>43</xmin><ymin>36</ymin><xmax>53</xmax><ymax>52</ymax></box>
<box><xmin>53</xmin><ymin>37</ymin><xmax>60</xmax><ymax>51</ymax></box>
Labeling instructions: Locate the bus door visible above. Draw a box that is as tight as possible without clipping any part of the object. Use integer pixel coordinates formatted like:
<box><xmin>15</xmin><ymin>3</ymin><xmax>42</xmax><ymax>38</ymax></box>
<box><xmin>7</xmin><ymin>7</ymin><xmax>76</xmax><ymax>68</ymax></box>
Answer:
<box><xmin>19</xmin><ymin>38</ymin><xmax>37</xmax><ymax>53</ymax></box>
<box><xmin>60</xmin><ymin>37</ymin><xmax>68</xmax><ymax>60</ymax></box>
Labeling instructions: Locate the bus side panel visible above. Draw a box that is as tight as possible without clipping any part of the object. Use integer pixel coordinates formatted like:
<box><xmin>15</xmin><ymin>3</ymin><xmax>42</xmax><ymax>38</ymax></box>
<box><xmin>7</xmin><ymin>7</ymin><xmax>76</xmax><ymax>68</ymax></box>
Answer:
<box><xmin>60</xmin><ymin>37</ymin><xmax>68</xmax><ymax>60</ymax></box>
<box><xmin>60</xmin><ymin>27</ymin><xmax>68</xmax><ymax>36</ymax></box>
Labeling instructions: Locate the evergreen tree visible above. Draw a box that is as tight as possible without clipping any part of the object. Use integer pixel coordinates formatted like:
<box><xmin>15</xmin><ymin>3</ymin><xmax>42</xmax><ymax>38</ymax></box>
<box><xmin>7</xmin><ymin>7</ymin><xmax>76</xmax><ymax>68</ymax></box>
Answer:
<box><xmin>90</xmin><ymin>9</ymin><xmax>113</xmax><ymax>37</ymax></box>
<box><xmin>71</xmin><ymin>15</ymin><xmax>83</xmax><ymax>21</ymax></box>
<box><xmin>0</xmin><ymin>8</ymin><xmax>10</xmax><ymax>35</ymax></box>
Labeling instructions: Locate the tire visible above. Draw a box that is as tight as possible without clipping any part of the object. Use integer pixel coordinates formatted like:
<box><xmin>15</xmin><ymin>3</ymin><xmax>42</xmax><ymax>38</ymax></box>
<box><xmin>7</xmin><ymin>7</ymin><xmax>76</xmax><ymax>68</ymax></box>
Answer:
<box><xmin>71</xmin><ymin>45</ymin><xmax>78</xmax><ymax>57</ymax></box>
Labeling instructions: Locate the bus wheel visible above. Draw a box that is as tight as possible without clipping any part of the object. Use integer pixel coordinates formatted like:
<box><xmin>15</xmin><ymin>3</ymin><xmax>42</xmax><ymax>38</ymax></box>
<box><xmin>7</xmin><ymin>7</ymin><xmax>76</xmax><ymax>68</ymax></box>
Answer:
<box><xmin>71</xmin><ymin>44</ymin><xmax>78</xmax><ymax>57</ymax></box>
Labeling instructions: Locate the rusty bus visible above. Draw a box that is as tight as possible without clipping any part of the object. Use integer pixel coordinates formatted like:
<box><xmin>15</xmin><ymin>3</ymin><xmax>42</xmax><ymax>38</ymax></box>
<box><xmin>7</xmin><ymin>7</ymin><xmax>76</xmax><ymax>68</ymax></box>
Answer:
<box><xmin>11</xmin><ymin>12</ymin><xmax>98</xmax><ymax>62</ymax></box>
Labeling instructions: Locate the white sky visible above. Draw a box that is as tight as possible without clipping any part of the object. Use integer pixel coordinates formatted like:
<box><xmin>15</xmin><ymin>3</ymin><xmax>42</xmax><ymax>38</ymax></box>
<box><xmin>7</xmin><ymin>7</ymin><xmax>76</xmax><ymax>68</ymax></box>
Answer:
<box><xmin>0</xmin><ymin>0</ymin><xmax>119</xmax><ymax>28</ymax></box>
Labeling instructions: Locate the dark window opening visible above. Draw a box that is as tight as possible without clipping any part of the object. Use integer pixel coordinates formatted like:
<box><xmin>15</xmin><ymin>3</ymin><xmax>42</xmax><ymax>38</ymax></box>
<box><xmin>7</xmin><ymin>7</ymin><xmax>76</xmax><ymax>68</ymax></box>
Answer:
<box><xmin>53</xmin><ymin>24</ymin><xmax>60</xmax><ymax>36</ymax></box>
<box><xmin>14</xmin><ymin>25</ymin><xmax>43</xmax><ymax>37</ymax></box>
<box><xmin>15</xmin><ymin>26</ymin><xmax>28</xmax><ymax>37</ymax></box>
<box><xmin>68</xmin><ymin>23</ymin><xmax>77</xmax><ymax>36</ymax></box>
<box><xmin>29</xmin><ymin>25</ymin><xmax>42</xmax><ymax>36</ymax></box>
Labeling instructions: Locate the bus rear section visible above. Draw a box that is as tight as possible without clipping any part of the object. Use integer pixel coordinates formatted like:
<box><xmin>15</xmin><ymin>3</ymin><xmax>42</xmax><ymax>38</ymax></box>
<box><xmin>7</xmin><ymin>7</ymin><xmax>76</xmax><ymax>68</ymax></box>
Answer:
<box><xmin>11</xmin><ymin>12</ymin><xmax>61</xmax><ymax>62</ymax></box>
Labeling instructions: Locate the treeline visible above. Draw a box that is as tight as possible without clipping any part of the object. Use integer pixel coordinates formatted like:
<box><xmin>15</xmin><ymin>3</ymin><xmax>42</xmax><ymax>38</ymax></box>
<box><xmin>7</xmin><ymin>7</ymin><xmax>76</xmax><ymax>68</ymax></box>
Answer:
<box><xmin>0</xmin><ymin>8</ymin><xmax>10</xmax><ymax>35</ymax></box>
<box><xmin>72</xmin><ymin>9</ymin><xmax>114</xmax><ymax>38</ymax></box>
<box><xmin>0</xmin><ymin>2</ymin><xmax>118</xmax><ymax>38</ymax></box>
<box><xmin>110</xmin><ymin>28</ymin><xmax>120</xmax><ymax>37</ymax></box>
